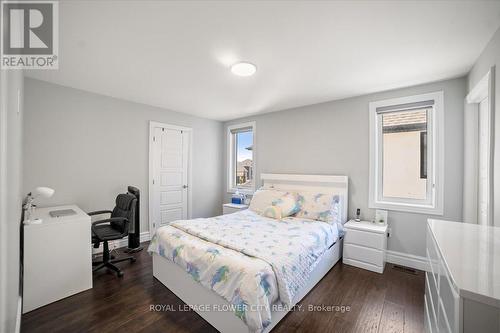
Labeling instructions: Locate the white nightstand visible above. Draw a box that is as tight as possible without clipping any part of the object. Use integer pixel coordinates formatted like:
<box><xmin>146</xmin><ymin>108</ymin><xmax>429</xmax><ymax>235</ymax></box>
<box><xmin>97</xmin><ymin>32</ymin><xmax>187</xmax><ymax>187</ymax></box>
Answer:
<box><xmin>222</xmin><ymin>203</ymin><xmax>249</xmax><ymax>215</ymax></box>
<box><xmin>343</xmin><ymin>220</ymin><xmax>388</xmax><ymax>274</ymax></box>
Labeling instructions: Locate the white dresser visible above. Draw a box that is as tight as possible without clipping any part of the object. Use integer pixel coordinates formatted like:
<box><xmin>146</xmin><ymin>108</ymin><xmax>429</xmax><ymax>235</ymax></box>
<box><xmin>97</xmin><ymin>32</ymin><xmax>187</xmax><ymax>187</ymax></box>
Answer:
<box><xmin>23</xmin><ymin>205</ymin><xmax>93</xmax><ymax>313</ymax></box>
<box><xmin>425</xmin><ymin>219</ymin><xmax>500</xmax><ymax>333</ymax></box>
<box><xmin>343</xmin><ymin>220</ymin><xmax>388</xmax><ymax>273</ymax></box>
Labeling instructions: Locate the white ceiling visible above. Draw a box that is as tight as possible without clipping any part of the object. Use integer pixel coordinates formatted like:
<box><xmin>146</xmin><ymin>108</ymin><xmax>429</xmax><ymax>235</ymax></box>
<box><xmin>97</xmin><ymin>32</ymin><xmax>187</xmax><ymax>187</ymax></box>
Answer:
<box><xmin>26</xmin><ymin>1</ymin><xmax>500</xmax><ymax>121</ymax></box>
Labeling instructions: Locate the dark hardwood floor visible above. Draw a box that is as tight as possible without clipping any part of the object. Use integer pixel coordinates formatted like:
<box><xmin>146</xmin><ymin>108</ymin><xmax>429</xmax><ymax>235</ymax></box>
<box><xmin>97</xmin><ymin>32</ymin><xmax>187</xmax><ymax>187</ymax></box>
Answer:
<box><xmin>22</xmin><ymin>243</ymin><xmax>424</xmax><ymax>333</ymax></box>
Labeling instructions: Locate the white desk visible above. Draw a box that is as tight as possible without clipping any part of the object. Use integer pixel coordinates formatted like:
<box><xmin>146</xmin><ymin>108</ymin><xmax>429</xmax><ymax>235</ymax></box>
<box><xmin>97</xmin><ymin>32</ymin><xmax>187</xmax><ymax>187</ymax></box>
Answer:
<box><xmin>23</xmin><ymin>205</ymin><xmax>92</xmax><ymax>313</ymax></box>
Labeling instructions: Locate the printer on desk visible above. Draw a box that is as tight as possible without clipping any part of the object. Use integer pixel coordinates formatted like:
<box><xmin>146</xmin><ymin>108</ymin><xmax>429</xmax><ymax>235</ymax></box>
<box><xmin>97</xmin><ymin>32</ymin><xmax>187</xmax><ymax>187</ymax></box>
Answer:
<box><xmin>49</xmin><ymin>209</ymin><xmax>77</xmax><ymax>218</ymax></box>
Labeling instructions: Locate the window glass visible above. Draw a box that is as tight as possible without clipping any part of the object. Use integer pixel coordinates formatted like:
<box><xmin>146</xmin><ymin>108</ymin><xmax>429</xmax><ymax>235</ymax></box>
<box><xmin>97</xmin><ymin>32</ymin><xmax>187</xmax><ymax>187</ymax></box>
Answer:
<box><xmin>234</xmin><ymin>130</ymin><xmax>253</xmax><ymax>188</ymax></box>
<box><xmin>381</xmin><ymin>108</ymin><xmax>429</xmax><ymax>200</ymax></box>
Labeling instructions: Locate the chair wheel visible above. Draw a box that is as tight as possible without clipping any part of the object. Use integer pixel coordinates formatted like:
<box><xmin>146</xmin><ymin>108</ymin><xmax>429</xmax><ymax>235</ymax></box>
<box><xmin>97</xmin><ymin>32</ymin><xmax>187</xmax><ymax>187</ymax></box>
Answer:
<box><xmin>117</xmin><ymin>271</ymin><xmax>124</xmax><ymax>277</ymax></box>
<box><xmin>131</xmin><ymin>257</ymin><xmax>137</xmax><ymax>263</ymax></box>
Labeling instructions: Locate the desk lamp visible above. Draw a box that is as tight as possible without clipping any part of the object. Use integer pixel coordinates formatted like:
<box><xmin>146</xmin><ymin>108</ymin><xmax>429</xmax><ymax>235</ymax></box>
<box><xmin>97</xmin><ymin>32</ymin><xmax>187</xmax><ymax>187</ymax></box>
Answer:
<box><xmin>23</xmin><ymin>187</ymin><xmax>55</xmax><ymax>224</ymax></box>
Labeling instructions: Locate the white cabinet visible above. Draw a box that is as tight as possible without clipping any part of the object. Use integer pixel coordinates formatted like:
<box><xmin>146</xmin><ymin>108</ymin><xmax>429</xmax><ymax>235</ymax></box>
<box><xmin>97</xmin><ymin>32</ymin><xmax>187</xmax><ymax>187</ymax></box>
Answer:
<box><xmin>343</xmin><ymin>220</ymin><xmax>387</xmax><ymax>273</ymax></box>
<box><xmin>222</xmin><ymin>203</ymin><xmax>248</xmax><ymax>215</ymax></box>
<box><xmin>425</xmin><ymin>219</ymin><xmax>500</xmax><ymax>333</ymax></box>
<box><xmin>23</xmin><ymin>205</ymin><xmax>92</xmax><ymax>313</ymax></box>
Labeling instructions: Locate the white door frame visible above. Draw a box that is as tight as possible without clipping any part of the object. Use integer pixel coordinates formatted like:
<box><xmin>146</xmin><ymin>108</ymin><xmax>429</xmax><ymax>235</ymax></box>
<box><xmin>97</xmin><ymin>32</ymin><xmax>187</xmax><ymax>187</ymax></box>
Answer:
<box><xmin>148</xmin><ymin>121</ymin><xmax>193</xmax><ymax>237</ymax></box>
<box><xmin>464</xmin><ymin>67</ymin><xmax>495</xmax><ymax>225</ymax></box>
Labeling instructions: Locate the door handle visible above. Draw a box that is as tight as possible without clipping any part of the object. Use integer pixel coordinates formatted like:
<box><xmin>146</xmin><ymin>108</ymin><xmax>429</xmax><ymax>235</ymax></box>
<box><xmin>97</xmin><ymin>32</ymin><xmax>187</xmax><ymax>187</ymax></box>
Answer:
<box><xmin>183</xmin><ymin>185</ymin><xmax>188</xmax><ymax>189</ymax></box>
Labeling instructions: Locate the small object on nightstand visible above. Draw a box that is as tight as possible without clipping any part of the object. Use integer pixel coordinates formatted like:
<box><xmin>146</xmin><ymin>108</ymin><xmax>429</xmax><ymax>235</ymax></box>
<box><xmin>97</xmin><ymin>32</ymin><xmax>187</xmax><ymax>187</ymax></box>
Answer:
<box><xmin>343</xmin><ymin>220</ymin><xmax>388</xmax><ymax>274</ymax></box>
<box><xmin>231</xmin><ymin>190</ymin><xmax>244</xmax><ymax>204</ymax></box>
<box><xmin>375</xmin><ymin>209</ymin><xmax>388</xmax><ymax>225</ymax></box>
<box><xmin>223</xmin><ymin>203</ymin><xmax>248</xmax><ymax>215</ymax></box>
<box><xmin>355</xmin><ymin>208</ymin><xmax>361</xmax><ymax>222</ymax></box>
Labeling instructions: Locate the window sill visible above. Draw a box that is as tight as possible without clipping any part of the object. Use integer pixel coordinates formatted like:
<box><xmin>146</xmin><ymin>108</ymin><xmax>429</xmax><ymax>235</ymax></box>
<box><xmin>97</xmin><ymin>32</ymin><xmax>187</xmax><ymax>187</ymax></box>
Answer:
<box><xmin>369</xmin><ymin>201</ymin><xmax>443</xmax><ymax>216</ymax></box>
<box><xmin>227</xmin><ymin>188</ymin><xmax>255</xmax><ymax>195</ymax></box>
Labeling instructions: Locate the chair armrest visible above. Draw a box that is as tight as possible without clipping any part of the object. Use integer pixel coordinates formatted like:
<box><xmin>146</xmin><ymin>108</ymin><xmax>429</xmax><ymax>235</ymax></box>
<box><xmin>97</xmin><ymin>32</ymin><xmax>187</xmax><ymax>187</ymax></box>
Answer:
<box><xmin>91</xmin><ymin>217</ymin><xmax>128</xmax><ymax>226</ymax></box>
<box><xmin>91</xmin><ymin>217</ymin><xmax>129</xmax><ymax>239</ymax></box>
<box><xmin>88</xmin><ymin>210</ymin><xmax>113</xmax><ymax>216</ymax></box>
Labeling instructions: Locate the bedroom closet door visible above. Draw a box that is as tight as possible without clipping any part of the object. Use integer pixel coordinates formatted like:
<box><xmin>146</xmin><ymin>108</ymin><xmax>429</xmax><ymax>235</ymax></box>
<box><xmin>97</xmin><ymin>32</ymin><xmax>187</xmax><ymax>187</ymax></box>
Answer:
<box><xmin>149</xmin><ymin>122</ymin><xmax>192</xmax><ymax>236</ymax></box>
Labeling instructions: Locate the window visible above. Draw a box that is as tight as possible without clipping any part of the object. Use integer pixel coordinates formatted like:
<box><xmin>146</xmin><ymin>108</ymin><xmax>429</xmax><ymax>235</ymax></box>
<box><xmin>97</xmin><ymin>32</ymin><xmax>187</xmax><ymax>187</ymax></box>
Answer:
<box><xmin>227</xmin><ymin>122</ymin><xmax>256</xmax><ymax>193</ymax></box>
<box><xmin>369</xmin><ymin>92</ymin><xmax>444</xmax><ymax>215</ymax></box>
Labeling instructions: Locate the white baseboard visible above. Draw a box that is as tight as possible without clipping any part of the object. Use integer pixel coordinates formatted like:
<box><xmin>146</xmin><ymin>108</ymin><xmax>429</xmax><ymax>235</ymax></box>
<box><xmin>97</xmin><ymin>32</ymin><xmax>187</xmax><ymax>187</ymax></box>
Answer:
<box><xmin>386</xmin><ymin>250</ymin><xmax>430</xmax><ymax>272</ymax></box>
<box><xmin>114</xmin><ymin>231</ymin><xmax>151</xmax><ymax>248</ymax></box>
<box><xmin>93</xmin><ymin>231</ymin><xmax>151</xmax><ymax>254</ymax></box>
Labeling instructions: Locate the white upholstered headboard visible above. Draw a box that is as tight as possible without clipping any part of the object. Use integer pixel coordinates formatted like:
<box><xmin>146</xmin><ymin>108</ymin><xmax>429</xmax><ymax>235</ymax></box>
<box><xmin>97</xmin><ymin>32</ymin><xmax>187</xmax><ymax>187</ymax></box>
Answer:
<box><xmin>260</xmin><ymin>173</ymin><xmax>349</xmax><ymax>224</ymax></box>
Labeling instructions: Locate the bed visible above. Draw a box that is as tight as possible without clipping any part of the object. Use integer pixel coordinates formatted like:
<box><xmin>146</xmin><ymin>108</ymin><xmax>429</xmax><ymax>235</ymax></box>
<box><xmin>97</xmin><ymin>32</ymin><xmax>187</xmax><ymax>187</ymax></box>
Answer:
<box><xmin>149</xmin><ymin>173</ymin><xmax>348</xmax><ymax>333</ymax></box>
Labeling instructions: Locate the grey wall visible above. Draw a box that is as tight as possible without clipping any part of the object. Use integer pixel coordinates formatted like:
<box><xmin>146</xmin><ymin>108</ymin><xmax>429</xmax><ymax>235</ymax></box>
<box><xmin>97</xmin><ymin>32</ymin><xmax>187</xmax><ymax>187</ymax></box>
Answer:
<box><xmin>224</xmin><ymin>77</ymin><xmax>466</xmax><ymax>258</ymax></box>
<box><xmin>23</xmin><ymin>78</ymin><xmax>223</xmax><ymax>233</ymax></box>
<box><xmin>468</xmin><ymin>26</ymin><xmax>500</xmax><ymax>227</ymax></box>
<box><xmin>0</xmin><ymin>71</ymin><xmax>24</xmax><ymax>332</ymax></box>
<box><xmin>23</xmin><ymin>75</ymin><xmax>467</xmax><ymax>259</ymax></box>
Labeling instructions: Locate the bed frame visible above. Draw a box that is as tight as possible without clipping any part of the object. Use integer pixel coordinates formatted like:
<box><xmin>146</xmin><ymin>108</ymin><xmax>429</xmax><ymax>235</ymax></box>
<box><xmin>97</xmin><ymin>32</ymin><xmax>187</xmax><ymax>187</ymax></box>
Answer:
<box><xmin>152</xmin><ymin>173</ymin><xmax>349</xmax><ymax>333</ymax></box>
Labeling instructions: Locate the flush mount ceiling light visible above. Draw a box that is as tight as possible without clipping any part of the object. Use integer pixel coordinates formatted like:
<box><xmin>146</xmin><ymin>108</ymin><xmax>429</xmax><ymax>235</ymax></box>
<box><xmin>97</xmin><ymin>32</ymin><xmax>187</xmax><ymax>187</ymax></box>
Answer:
<box><xmin>230</xmin><ymin>62</ymin><xmax>257</xmax><ymax>77</ymax></box>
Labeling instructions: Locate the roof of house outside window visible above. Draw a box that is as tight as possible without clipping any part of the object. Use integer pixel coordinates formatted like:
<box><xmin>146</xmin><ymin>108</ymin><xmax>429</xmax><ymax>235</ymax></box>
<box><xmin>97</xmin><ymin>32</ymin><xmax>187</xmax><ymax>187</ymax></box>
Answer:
<box><xmin>383</xmin><ymin>109</ymin><xmax>427</xmax><ymax>133</ymax></box>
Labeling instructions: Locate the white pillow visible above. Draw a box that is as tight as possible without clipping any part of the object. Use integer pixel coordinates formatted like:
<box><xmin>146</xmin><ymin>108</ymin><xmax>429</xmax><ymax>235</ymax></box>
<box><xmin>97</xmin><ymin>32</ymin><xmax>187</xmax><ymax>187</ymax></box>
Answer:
<box><xmin>295</xmin><ymin>192</ymin><xmax>340</xmax><ymax>223</ymax></box>
<box><xmin>271</xmin><ymin>192</ymin><xmax>300</xmax><ymax>217</ymax></box>
<box><xmin>249</xmin><ymin>189</ymin><xmax>287</xmax><ymax>214</ymax></box>
<box><xmin>262</xmin><ymin>206</ymin><xmax>282</xmax><ymax>220</ymax></box>
<box><xmin>249</xmin><ymin>189</ymin><xmax>299</xmax><ymax>217</ymax></box>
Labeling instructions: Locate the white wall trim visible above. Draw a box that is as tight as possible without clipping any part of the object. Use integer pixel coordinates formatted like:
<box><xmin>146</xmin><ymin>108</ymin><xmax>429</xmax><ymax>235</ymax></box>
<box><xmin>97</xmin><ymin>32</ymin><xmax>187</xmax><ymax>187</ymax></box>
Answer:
<box><xmin>0</xmin><ymin>70</ymin><xmax>23</xmax><ymax>333</ymax></box>
<box><xmin>148</xmin><ymin>121</ymin><xmax>193</xmax><ymax>238</ymax></box>
<box><xmin>226</xmin><ymin>121</ymin><xmax>256</xmax><ymax>195</ymax></box>
<box><xmin>0</xmin><ymin>60</ymin><xmax>9</xmax><ymax>333</ymax></box>
<box><xmin>92</xmin><ymin>231</ymin><xmax>151</xmax><ymax>254</ymax></box>
<box><xmin>463</xmin><ymin>67</ymin><xmax>495</xmax><ymax>226</ymax></box>
<box><xmin>15</xmin><ymin>297</ymin><xmax>21</xmax><ymax>333</ymax></box>
<box><xmin>369</xmin><ymin>91</ymin><xmax>445</xmax><ymax>215</ymax></box>
<box><xmin>462</xmin><ymin>100</ymin><xmax>479</xmax><ymax>224</ymax></box>
<box><xmin>386</xmin><ymin>250</ymin><xmax>430</xmax><ymax>272</ymax></box>
<box><xmin>466</xmin><ymin>70</ymin><xmax>490</xmax><ymax>104</ymax></box>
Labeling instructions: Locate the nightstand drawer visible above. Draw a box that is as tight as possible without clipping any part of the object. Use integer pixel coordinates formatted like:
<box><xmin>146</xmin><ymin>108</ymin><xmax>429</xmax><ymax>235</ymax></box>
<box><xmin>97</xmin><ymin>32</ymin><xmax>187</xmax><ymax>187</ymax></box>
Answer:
<box><xmin>223</xmin><ymin>206</ymin><xmax>240</xmax><ymax>214</ymax></box>
<box><xmin>222</xmin><ymin>203</ymin><xmax>248</xmax><ymax>215</ymax></box>
<box><xmin>345</xmin><ymin>228</ymin><xmax>385</xmax><ymax>249</ymax></box>
<box><xmin>343</xmin><ymin>243</ymin><xmax>384</xmax><ymax>267</ymax></box>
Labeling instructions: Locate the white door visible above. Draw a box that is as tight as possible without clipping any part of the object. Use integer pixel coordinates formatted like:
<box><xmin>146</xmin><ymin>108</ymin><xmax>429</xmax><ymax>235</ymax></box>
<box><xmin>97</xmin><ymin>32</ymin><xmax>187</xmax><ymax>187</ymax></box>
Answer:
<box><xmin>478</xmin><ymin>97</ymin><xmax>490</xmax><ymax>225</ymax></box>
<box><xmin>150</xmin><ymin>123</ymin><xmax>191</xmax><ymax>234</ymax></box>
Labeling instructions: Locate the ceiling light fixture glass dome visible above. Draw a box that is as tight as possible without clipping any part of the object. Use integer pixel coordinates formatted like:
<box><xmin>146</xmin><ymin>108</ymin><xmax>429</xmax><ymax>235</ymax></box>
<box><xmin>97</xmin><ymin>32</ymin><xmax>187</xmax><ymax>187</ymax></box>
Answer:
<box><xmin>230</xmin><ymin>62</ymin><xmax>257</xmax><ymax>77</ymax></box>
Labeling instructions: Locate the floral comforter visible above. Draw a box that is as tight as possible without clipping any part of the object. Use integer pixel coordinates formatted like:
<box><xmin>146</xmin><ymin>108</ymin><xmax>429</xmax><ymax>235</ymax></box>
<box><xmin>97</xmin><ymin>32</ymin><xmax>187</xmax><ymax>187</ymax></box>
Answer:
<box><xmin>148</xmin><ymin>210</ymin><xmax>339</xmax><ymax>332</ymax></box>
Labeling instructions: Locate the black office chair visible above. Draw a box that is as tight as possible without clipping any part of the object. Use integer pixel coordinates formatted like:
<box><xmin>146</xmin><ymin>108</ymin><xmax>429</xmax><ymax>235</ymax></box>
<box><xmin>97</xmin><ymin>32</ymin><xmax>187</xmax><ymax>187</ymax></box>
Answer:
<box><xmin>89</xmin><ymin>193</ymin><xmax>137</xmax><ymax>277</ymax></box>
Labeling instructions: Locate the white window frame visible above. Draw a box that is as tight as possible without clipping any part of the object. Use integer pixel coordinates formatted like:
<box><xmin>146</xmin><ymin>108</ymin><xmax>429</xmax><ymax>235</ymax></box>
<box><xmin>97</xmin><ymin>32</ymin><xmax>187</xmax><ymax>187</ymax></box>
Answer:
<box><xmin>227</xmin><ymin>121</ymin><xmax>256</xmax><ymax>194</ymax></box>
<box><xmin>369</xmin><ymin>91</ymin><xmax>444</xmax><ymax>215</ymax></box>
